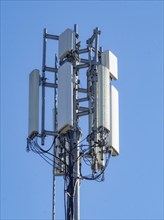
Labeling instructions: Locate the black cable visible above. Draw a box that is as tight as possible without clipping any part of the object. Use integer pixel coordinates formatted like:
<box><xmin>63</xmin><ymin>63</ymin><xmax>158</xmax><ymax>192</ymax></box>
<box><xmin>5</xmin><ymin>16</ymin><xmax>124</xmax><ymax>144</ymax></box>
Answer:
<box><xmin>36</xmin><ymin>137</ymin><xmax>55</xmax><ymax>153</ymax></box>
<box><xmin>67</xmin><ymin>136</ymin><xmax>88</xmax><ymax>154</ymax></box>
<box><xmin>83</xmin><ymin>156</ymin><xmax>92</xmax><ymax>166</ymax></box>
<box><xmin>61</xmin><ymin>138</ymin><xmax>74</xmax><ymax>159</ymax></box>
<box><xmin>29</xmin><ymin>140</ymin><xmax>67</xmax><ymax>171</ymax></box>
<box><xmin>28</xmin><ymin>134</ymin><xmax>112</xmax><ymax>182</ymax></box>
<box><xmin>32</xmin><ymin>144</ymin><xmax>55</xmax><ymax>165</ymax></box>
<box><xmin>32</xmin><ymin>144</ymin><xmax>54</xmax><ymax>167</ymax></box>
<box><xmin>32</xmin><ymin>140</ymin><xmax>69</xmax><ymax>168</ymax></box>
<box><xmin>80</xmin><ymin>150</ymin><xmax>112</xmax><ymax>181</ymax></box>
<box><xmin>73</xmin><ymin>143</ymin><xmax>97</xmax><ymax>166</ymax></box>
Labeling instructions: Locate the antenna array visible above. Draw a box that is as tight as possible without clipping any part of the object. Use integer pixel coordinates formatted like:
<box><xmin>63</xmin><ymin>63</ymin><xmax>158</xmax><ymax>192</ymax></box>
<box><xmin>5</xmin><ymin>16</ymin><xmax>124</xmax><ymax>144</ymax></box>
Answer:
<box><xmin>27</xmin><ymin>24</ymin><xmax>119</xmax><ymax>220</ymax></box>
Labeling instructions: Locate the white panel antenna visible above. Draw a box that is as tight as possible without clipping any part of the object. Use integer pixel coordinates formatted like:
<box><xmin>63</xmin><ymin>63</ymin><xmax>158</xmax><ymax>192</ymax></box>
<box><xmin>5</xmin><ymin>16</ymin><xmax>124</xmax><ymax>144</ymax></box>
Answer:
<box><xmin>58</xmin><ymin>62</ymin><xmax>73</xmax><ymax>133</ymax></box>
<box><xmin>101</xmin><ymin>50</ymin><xmax>118</xmax><ymax>80</ymax></box>
<box><xmin>108</xmin><ymin>85</ymin><xmax>119</xmax><ymax>156</ymax></box>
<box><xmin>28</xmin><ymin>69</ymin><xmax>40</xmax><ymax>139</ymax></box>
<box><xmin>97</xmin><ymin>65</ymin><xmax>110</xmax><ymax>131</ymax></box>
<box><xmin>94</xmin><ymin>65</ymin><xmax>110</xmax><ymax>170</ymax></box>
<box><xmin>58</xmin><ymin>28</ymin><xmax>75</xmax><ymax>60</ymax></box>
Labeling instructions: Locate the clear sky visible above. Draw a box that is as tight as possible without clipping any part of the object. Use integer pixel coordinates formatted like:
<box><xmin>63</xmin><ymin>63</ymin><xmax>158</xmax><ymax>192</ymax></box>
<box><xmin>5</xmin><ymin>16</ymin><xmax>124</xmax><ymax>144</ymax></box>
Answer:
<box><xmin>0</xmin><ymin>1</ymin><xmax>163</xmax><ymax>220</ymax></box>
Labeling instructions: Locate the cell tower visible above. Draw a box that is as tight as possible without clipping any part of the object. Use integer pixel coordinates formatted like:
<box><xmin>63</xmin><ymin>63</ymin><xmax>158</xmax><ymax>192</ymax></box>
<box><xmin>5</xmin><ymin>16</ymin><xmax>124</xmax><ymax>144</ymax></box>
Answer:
<box><xmin>27</xmin><ymin>24</ymin><xmax>119</xmax><ymax>220</ymax></box>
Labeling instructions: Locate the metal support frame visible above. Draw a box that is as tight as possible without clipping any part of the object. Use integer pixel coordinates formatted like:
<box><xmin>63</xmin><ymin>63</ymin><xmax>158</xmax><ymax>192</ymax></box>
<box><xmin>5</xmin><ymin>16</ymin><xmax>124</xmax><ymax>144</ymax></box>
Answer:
<box><xmin>41</xmin><ymin>30</ymin><xmax>59</xmax><ymax>220</ymax></box>
<box><xmin>42</xmin><ymin>26</ymin><xmax>102</xmax><ymax>219</ymax></box>
<box><xmin>41</xmin><ymin>28</ymin><xmax>59</xmax><ymax>145</ymax></box>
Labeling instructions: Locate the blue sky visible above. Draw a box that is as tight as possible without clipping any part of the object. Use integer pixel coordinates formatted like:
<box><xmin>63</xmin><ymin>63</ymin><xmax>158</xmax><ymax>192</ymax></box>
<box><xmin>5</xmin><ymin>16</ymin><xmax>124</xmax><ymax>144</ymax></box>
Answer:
<box><xmin>0</xmin><ymin>1</ymin><xmax>163</xmax><ymax>220</ymax></box>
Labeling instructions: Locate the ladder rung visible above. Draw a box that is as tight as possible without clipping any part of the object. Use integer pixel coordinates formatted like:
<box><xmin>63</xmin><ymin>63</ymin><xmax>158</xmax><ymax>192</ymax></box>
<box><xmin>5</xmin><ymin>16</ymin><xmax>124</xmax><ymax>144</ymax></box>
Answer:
<box><xmin>78</xmin><ymin>88</ymin><xmax>87</xmax><ymax>93</ymax></box>
<box><xmin>78</xmin><ymin>48</ymin><xmax>89</xmax><ymax>54</ymax></box>
<box><xmin>44</xmin><ymin>66</ymin><xmax>58</xmax><ymax>73</ymax></box>
<box><xmin>44</xmin><ymin>82</ymin><xmax>58</xmax><ymax>88</ymax></box>
<box><xmin>80</xmin><ymin>58</ymin><xmax>89</xmax><ymax>64</ymax></box>
<box><xmin>79</xmin><ymin>107</ymin><xmax>89</xmax><ymax>111</ymax></box>
<box><xmin>77</xmin><ymin>111</ymin><xmax>89</xmax><ymax>117</ymax></box>
<box><xmin>77</xmin><ymin>97</ymin><xmax>89</xmax><ymax>102</ymax></box>
<box><xmin>44</xmin><ymin>130</ymin><xmax>58</xmax><ymax>136</ymax></box>
<box><xmin>45</xmin><ymin>33</ymin><xmax>59</xmax><ymax>40</ymax></box>
<box><xmin>77</xmin><ymin>63</ymin><xmax>90</xmax><ymax>69</ymax></box>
